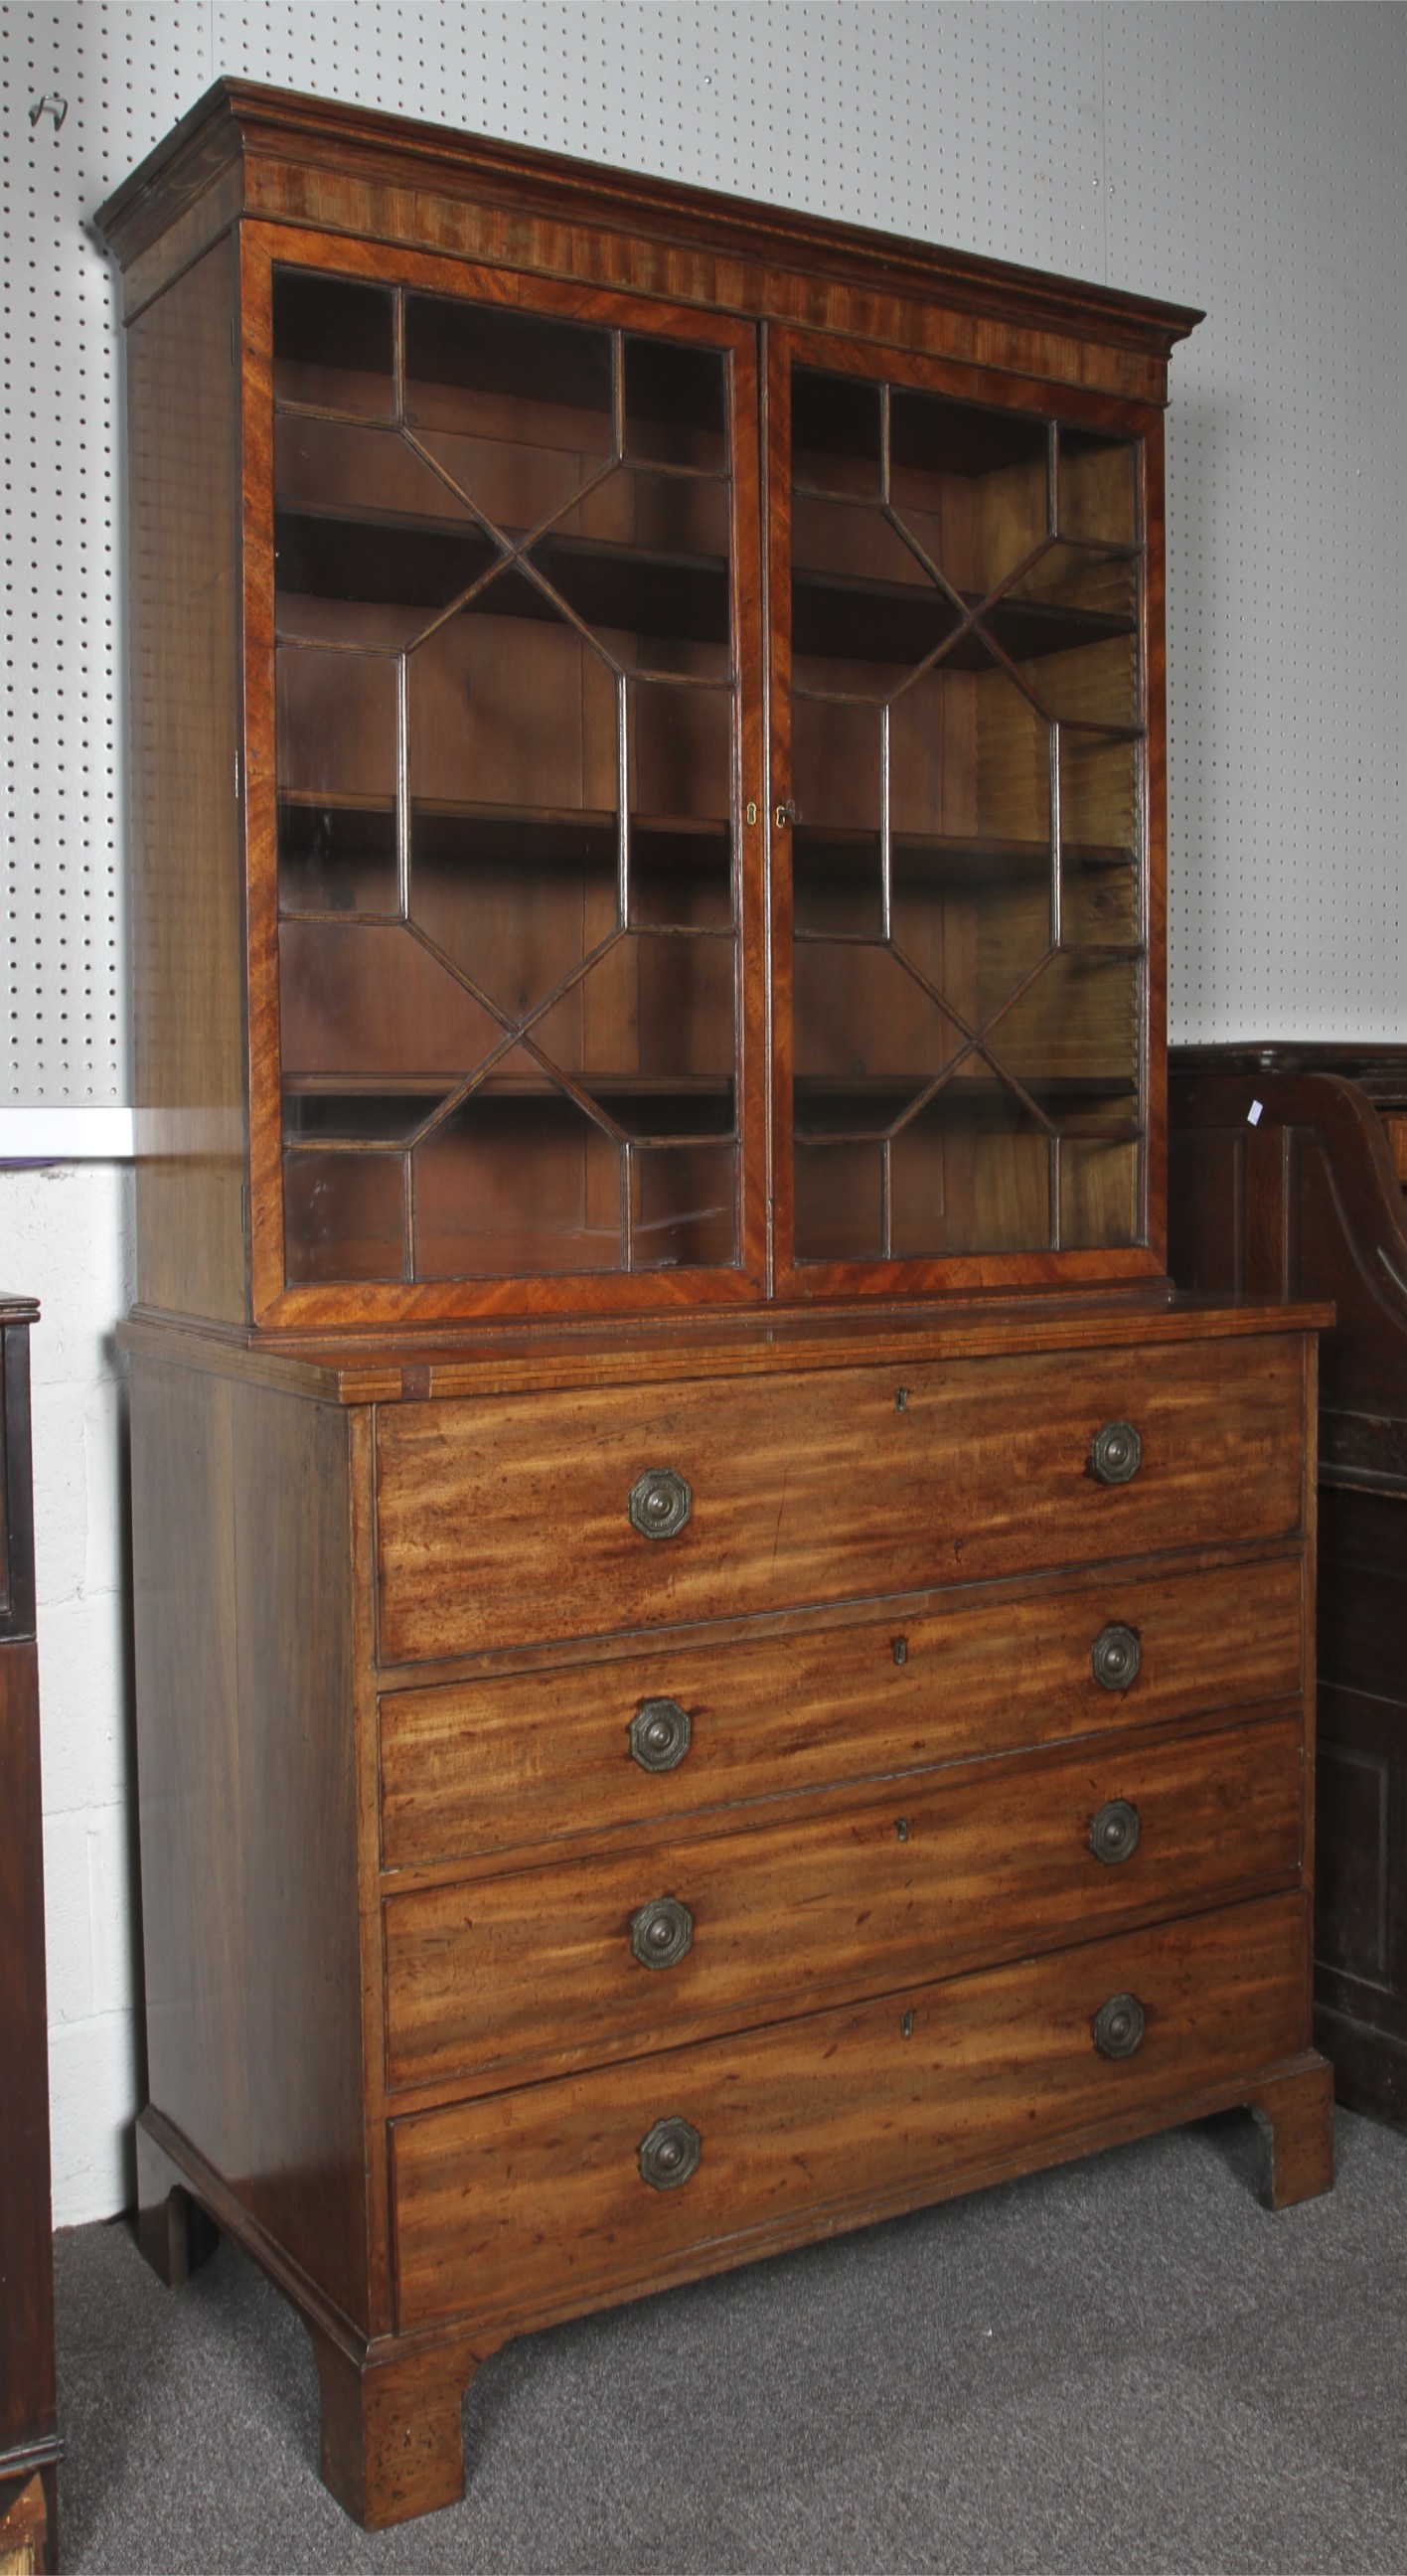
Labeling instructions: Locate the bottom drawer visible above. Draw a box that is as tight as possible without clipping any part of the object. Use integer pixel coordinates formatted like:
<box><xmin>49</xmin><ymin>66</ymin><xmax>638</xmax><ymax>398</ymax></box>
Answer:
<box><xmin>391</xmin><ymin>1889</ymin><xmax>1307</xmax><ymax>2334</ymax></box>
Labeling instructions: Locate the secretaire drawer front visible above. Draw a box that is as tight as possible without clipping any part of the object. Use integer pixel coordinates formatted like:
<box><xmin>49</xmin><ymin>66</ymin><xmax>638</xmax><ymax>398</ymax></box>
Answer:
<box><xmin>380</xmin><ymin>1556</ymin><xmax>1305</xmax><ymax>1869</ymax></box>
<box><xmin>384</xmin><ymin>1713</ymin><xmax>1302</xmax><ymax>2090</ymax></box>
<box><xmin>391</xmin><ymin>1889</ymin><xmax>1308</xmax><ymax>2332</ymax></box>
<box><xmin>375</xmin><ymin>1337</ymin><xmax>1306</xmax><ymax>1662</ymax></box>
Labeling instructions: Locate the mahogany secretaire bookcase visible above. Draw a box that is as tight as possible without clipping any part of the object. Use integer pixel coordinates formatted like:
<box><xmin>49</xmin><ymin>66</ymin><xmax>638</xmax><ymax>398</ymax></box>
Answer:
<box><xmin>97</xmin><ymin>81</ymin><xmax>1332</xmax><ymax>2531</ymax></box>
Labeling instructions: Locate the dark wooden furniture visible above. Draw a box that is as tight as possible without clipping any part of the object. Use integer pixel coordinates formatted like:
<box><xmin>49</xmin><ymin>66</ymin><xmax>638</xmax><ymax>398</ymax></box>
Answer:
<box><xmin>1171</xmin><ymin>1044</ymin><xmax>1407</xmax><ymax>2125</ymax></box>
<box><xmin>98</xmin><ymin>83</ymin><xmax>1332</xmax><ymax>2533</ymax></box>
<box><xmin>0</xmin><ymin>1297</ymin><xmax>59</xmax><ymax>2576</ymax></box>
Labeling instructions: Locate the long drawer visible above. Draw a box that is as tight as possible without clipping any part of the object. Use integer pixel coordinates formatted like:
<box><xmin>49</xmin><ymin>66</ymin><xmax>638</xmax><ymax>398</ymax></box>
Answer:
<box><xmin>380</xmin><ymin>1555</ymin><xmax>1304</xmax><ymax>1869</ymax></box>
<box><xmin>384</xmin><ymin>1713</ymin><xmax>1302</xmax><ymax>2090</ymax></box>
<box><xmin>374</xmin><ymin>1337</ymin><xmax>1306</xmax><ymax>1661</ymax></box>
<box><xmin>391</xmin><ymin>1889</ymin><xmax>1308</xmax><ymax>2333</ymax></box>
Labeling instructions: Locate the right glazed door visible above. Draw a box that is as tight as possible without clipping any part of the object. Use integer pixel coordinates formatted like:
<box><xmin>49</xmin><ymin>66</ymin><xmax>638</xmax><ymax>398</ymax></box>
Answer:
<box><xmin>768</xmin><ymin>333</ymin><xmax>1166</xmax><ymax>1300</ymax></box>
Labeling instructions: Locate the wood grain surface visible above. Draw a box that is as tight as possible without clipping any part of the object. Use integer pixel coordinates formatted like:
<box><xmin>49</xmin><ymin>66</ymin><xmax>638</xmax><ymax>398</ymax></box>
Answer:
<box><xmin>125</xmin><ymin>236</ymin><xmax>248</xmax><ymax>1327</ymax></box>
<box><xmin>379</xmin><ymin>1553</ymin><xmax>1305</xmax><ymax>1869</ymax></box>
<box><xmin>374</xmin><ymin>1335</ymin><xmax>1306</xmax><ymax>1659</ymax></box>
<box><xmin>96</xmin><ymin>82</ymin><xmax>1200</xmax><ymax>403</ymax></box>
<box><xmin>129</xmin><ymin>1355</ymin><xmax>373</xmax><ymax>2328</ymax></box>
<box><xmin>391</xmin><ymin>1888</ymin><xmax>1309</xmax><ymax>2333</ymax></box>
<box><xmin>384</xmin><ymin>1711</ymin><xmax>1303</xmax><ymax>2093</ymax></box>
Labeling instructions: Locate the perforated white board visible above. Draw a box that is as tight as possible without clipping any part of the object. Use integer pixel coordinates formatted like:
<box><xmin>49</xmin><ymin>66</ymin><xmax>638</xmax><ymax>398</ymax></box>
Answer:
<box><xmin>4</xmin><ymin>1</ymin><xmax>1404</xmax><ymax>1117</ymax></box>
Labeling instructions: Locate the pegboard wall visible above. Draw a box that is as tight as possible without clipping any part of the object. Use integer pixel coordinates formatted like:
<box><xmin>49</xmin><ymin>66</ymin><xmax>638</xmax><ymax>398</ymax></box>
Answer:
<box><xmin>3</xmin><ymin>1</ymin><xmax>1404</xmax><ymax>1115</ymax></box>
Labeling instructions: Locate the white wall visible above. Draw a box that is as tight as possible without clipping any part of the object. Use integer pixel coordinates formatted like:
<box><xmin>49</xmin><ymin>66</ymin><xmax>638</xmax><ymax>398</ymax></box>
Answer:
<box><xmin>2</xmin><ymin>1162</ymin><xmax>137</xmax><ymax>2221</ymax></box>
<box><xmin>3</xmin><ymin>1</ymin><xmax>1404</xmax><ymax>2222</ymax></box>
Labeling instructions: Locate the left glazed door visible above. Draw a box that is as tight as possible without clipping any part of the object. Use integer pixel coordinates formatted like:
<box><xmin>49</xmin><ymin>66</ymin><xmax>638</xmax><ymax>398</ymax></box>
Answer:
<box><xmin>239</xmin><ymin>229</ymin><xmax>765</xmax><ymax>1325</ymax></box>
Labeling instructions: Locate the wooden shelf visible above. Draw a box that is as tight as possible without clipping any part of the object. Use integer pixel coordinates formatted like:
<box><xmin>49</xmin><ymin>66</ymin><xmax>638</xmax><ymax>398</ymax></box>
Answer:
<box><xmin>275</xmin><ymin>507</ymin><xmax>730</xmax><ymax>643</ymax></box>
<box><xmin>791</xmin><ymin>566</ymin><xmax>1135</xmax><ymax>669</ymax></box>
<box><xmin>409</xmin><ymin>807</ymin><xmax>731</xmax><ymax>873</ymax></box>
<box><xmin>283</xmin><ymin>1071</ymin><xmax>736</xmax><ymax>1146</ymax></box>
<box><xmin>792</xmin><ymin>827</ymin><xmax>1135</xmax><ymax>881</ymax></box>
<box><xmin>793</xmin><ymin>1072</ymin><xmax>1140</xmax><ymax>1142</ymax></box>
<box><xmin>285</xmin><ymin>1071</ymin><xmax>734</xmax><ymax>1099</ymax></box>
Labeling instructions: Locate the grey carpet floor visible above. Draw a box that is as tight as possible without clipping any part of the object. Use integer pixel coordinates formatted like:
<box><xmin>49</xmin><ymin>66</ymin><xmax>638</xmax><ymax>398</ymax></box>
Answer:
<box><xmin>54</xmin><ymin>2107</ymin><xmax>1407</xmax><ymax>2576</ymax></box>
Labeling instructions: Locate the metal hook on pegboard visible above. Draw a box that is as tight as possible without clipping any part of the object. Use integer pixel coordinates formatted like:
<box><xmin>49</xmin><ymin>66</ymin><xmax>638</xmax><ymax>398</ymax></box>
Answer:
<box><xmin>29</xmin><ymin>94</ymin><xmax>69</xmax><ymax>132</ymax></box>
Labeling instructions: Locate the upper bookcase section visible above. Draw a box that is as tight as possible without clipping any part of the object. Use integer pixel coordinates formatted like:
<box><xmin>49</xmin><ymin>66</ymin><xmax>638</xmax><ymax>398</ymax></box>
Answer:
<box><xmin>97</xmin><ymin>84</ymin><xmax>1200</xmax><ymax>1337</ymax></box>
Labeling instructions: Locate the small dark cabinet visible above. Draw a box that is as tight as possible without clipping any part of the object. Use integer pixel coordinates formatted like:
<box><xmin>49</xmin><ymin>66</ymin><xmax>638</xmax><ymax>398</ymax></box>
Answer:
<box><xmin>1170</xmin><ymin>1046</ymin><xmax>1407</xmax><ymax>2126</ymax></box>
<box><xmin>0</xmin><ymin>1296</ymin><xmax>59</xmax><ymax>2575</ymax></box>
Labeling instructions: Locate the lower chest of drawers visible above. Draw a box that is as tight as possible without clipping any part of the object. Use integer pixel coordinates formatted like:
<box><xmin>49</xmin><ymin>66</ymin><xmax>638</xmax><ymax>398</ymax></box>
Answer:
<box><xmin>365</xmin><ymin>1324</ymin><xmax>1317</xmax><ymax>2315</ymax></box>
<box><xmin>127</xmin><ymin>1308</ymin><xmax>1329</xmax><ymax>2528</ymax></box>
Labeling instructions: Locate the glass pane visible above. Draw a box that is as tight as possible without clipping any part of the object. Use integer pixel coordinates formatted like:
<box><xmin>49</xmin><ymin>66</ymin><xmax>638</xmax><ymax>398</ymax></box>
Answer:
<box><xmin>404</xmin><ymin>295</ymin><xmax>614</xmax><ymax>454</ymax></box>
<box><xmin>794</xmin><ymin>1140</ymin><xmax>884</xmax><ymax>1259</ymax></box>
<box><xmin>624</xmin><ymin>337</ymin><xmax>726</xmax><ymax>472</ymax></box>
<box><xmin>1058</xmin><ymin>429</ymin><xmax>1137</xmax><ymax>548</ymax></box>
<box><xmin>274</xmin><ymin>414</ymin><xmax>464</xmax><ymax>522</ymax></box>
<box><xmin>632</xmin><ymin>1143</ymin><xmax>735</xmax><ymax>1267</ymax></box>
<box><xmin>1061</xmin><ymin>843</ymin><xmax>1140</xmax><ymax>951</ymax></box>
<box><xmin>283</xmin><ymin>1089</ymin><xmax>443</xmax><ymax>1146</ymax></box>
<box><xmin>278</xmin><ymin>800</ymin><xmax>398</xmax><ymax>917</ymax></box>
<box><xmin>986</xmin><ymin>953</ymin><xmax>1141</xmax><ymax>1101</ymax></box>
<box><xmin>891</xmin><ymin>865</ymin><xmax>1052</xmax><ymax>1046</ymax></box>
<box><xmin>793</xmin><ymin>557</ymin><xmax>958</xmax><ymax>696</ymax></box>
<box><xmin>1060</xmin><ymin>1137</ymin><xmax>1140</xmax><ymax>1248</ymax></box>
<box><xmin>275</xmin><ymin>507</ymin><xmax>495</xmax><ymax>653</ymax></box>
<box><xmin>562</xmin><ymin>464</ymin><xmax>730</xmax><ymax>561</ymax></box>
<box><xmin>889</xmin><ymin>1086</ymin><xmax>1050</xmax><ymax>1256</ymax></box>
<box><xmin>1016</xmin><ymin>633</ymin><xmax>1139</xmax><ymax>730</ymax></box>
<box><xmin>277</xmin><ymin>920</ymin><xmax>504</xmax><ymax>1081</ymax></box>
<box><xmin>273</xmin><ymin>282</ymin><xmax>741</xmax><ymax>1292</ymax></box>
<box><xmin>888</xmin><ymin>658</ymin><xmax>1053</xmax><ymax>854</ymax></box>
<box><xmin>793</xmin><ymin>829</ymin><xmax>883</xmax><ymax>942</ymax></box>
<box><xmin>890</xmin><ymin>393</ymin><xmax>1048</xmax><ymax>599</ymax></box>
<box><xmin>628</xmin><ymin>821</ymin><xmax>731</xmax><ymax>931</ymax></box>
<box><xmin>408</xmin><ymin>582</ymin><xmax>618</xmax><ymax>813</ymax></box>
<box><xmin>1002</xmin><ymin>540</ymin><xmax>1139</xmax><ymax>625</ymax></box>
<box><xmin>532</xmin><ymin>513</ymin><xmax>729</xmax><ymax>686</ymax></box>
<box><xmin>412</xmin><ymin>1075</ymin><xmax>624</xmax><ymax>1277</ymax></box>
<box><xmin>631</xmin><ymin>676</ymin><xmax>731</xmax><ymax>822</ymax></box>
<box><xmin>792</xmin><ymin>369</ymin><xmax>881</xmax><ymax>499</ymax></box>
<box><xmin>792</xmin><ymin>696</ymin><xmax>881</xmax><ymax>838</ymax></box>
<box><xmin>535</xmin><ymin>929</ymin><xmax>735</xmax><ymax>1130</ymax></box>
<box><xmin>786</xmin><ymin>355</ymin><xmax>1146</xmax><ymax>1277</ymax></box>
<box><xmin>272</xmin><ymin>271</ymin><xmax>393</xmax><ymax>417</ymax></box>
<box><xmin>793</xmin><ymin>941</ymin><xmax>966</xmax><ymax>1126</ymax></box>
<box><xmin>283</xmin><ymin>1150</ymin><xmax>405</xmax><ymax>1281</ymax></box>
<box><xmin>409</xmin><ymin>805</ymin><xmax>618</xmax><ymax>1018</ymax></box>
<box><xmin>277</xmin><ymin>647</ymin><xmax>397</xmax><ymax>803</ymax></box>
<box><xmin>1060</xmin><ymin>732</ymin><xmax>1140</xmax><ymax>858</ymax></box>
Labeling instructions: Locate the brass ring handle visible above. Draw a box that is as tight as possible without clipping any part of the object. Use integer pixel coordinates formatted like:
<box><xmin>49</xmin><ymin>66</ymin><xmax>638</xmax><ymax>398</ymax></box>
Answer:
<box><xmin>629</xmin><ymin>1896</ymin><xmax>694</xmax><ymax>1971</ymax></box>
<box><xmin>1091</xmin><ymin>1623</ymin><xmax>1142</xmax><ymax>1690</ymax></box>
<box><xmin>1090</xmin><ymin>1420</ymin><xmax>1143</xmax><ymax>1485</ymax></box>
<box><xmin>638</xmin><ymin>2115</ymin><xmax>701</xmax><ymax>2190</ymax></box>
<box><xmin>628</xmin><ymin>1697</ymin><xmax>693</xmax><ymax>1773</ymax></box>
<box><xmin>1089</xmin><ymin>1799</ymin><xmax>1141</xmax><ymax>1865</ymax></box>
<box><xmin>1093</xmin><ymin>1992</ymin><xmax>1146</xmax><ymax>2059</ymax></box>
<box><xmin>628</xmin><ymin>1467</ymin><xmax>692</xmax><ymax>1539</ymax></box>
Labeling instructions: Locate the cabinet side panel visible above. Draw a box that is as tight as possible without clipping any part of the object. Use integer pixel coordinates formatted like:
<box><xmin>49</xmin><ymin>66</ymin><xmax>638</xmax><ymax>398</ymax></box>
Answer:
<box><xmin>130</xmin><ymin>1358</ymin><xmax>251</xmax><ymax>2191</ymax></box>
<box><xmin>127</xmin><ymin>236</ymin><xmax>248</xmax><ymax>1325</ymax></box>
<box><xmin>230</xmin><ymin>1380</ymin><xmax>370</xmax><ymax>2331</ymax></box>
<box><xmin>130</xmin><ymin>1359</ymin><xmax>370</xmax><ymax>2328</ymax></box>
